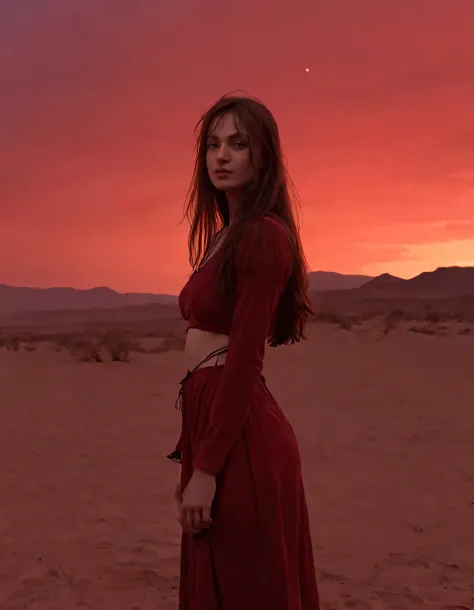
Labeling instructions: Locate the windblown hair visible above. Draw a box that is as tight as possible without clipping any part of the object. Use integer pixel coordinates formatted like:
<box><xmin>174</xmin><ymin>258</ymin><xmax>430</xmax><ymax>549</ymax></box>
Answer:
<box><xmin>183</xmin><ymin>93</ymin><xmax>313</xmax><ymax>345</ymax></box>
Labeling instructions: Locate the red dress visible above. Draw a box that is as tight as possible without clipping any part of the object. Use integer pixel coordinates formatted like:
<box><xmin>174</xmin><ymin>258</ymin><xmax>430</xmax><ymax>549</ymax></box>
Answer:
<box><xmin>172</xmin><ymin>216</ymin><xmax>320</xmax><ymax>610</ymax></box>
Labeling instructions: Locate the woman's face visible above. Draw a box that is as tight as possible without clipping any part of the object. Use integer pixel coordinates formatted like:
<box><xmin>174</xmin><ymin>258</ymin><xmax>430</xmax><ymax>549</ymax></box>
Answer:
<box><xmin>206</xmin><ymin>112</ymin><xmax>255</xmax><ymax>193</ymax></box>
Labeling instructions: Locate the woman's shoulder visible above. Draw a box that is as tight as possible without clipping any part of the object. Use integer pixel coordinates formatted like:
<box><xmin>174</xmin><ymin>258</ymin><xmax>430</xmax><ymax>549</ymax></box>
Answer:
<box><xmin>237</xmin><ymin>215</ymin><xmax>294</xmax><ymax>272</ymax></box>
<box><xmin>243</xmin><ymin>214</ymin><xmax>291</xmax><ymax>240</ymax></box>
<box><xmin>259</xmin><ymin>214</ymin><xmax>288</xmax><ymax>232</ymax></box>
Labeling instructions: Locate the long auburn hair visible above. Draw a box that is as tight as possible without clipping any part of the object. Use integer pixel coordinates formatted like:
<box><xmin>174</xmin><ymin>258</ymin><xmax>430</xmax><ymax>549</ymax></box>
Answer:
<box><xmin>183</xmin><ymin>93</ymin><xmax>313</xmax><ymax>346</ymax></box>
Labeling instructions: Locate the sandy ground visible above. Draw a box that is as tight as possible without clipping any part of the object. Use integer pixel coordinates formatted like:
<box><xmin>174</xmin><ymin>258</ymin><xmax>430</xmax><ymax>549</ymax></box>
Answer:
<box><xmin>1</xmin><ymin>322</ymin><xmax>473</xmax><ymax>609</ymax></box>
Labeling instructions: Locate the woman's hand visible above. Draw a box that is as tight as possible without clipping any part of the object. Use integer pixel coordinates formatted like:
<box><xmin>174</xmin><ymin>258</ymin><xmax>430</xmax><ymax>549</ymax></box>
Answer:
<box><xmin>178</xmin><ymin>469</ymin><xmax>215</xmax><ymax>535</ymax></box>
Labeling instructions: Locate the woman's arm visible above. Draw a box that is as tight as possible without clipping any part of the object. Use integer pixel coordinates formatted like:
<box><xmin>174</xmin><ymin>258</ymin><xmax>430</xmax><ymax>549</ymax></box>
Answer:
<box><xmin>193</xmin><ymin>217</ymin><xmax>293</xmax><ymax>476</ymax></box>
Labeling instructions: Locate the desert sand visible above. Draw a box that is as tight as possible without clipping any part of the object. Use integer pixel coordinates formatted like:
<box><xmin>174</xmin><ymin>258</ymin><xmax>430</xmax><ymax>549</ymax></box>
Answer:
<box><xmin>1</xmin><ymin>319</ymin><xmax>473</xmax><ymax>609</ymax></box>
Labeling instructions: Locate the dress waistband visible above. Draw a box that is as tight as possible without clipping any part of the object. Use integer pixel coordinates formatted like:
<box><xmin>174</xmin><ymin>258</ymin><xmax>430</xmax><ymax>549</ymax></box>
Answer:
<box><xmin>175</xmin><ymin>345</ymin><xmax>229</xmax><ymax>410</ymax></box>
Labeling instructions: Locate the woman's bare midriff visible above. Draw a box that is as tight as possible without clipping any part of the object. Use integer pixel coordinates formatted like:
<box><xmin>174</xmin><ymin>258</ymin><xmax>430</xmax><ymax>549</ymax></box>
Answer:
<box><xmin>184</xmin><ymin>328</ymin><xmax>229</xmax><ymax>371</ymax></box>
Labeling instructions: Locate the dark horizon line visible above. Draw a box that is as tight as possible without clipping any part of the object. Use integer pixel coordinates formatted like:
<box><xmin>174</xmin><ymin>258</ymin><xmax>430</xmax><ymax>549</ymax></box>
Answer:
<box><xmin>2</xmin><ymin>265</ymin><xmax>474</xmax><ymax>296</ymax></box>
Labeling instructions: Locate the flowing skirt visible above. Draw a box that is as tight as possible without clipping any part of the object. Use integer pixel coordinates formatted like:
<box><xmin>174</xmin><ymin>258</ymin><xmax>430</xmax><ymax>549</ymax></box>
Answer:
<box><xmin>172</xmin><ymin>365</ymin><xmax>320</xmax><ymax>610</ymax></box>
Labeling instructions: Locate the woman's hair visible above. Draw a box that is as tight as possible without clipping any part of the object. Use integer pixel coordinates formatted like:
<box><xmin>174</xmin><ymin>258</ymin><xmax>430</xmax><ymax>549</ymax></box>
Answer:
<box><xmin>183</xmin><ymin>92</ymin><xmax>313</xmax><ymax>345</ymax></box>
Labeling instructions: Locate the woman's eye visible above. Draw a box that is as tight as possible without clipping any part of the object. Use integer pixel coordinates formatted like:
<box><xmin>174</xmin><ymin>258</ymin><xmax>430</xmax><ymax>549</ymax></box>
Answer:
<box><xmin>207</xmin><ymin>141</ymin><xmax>247</xmax><ymax>150</ymax></box>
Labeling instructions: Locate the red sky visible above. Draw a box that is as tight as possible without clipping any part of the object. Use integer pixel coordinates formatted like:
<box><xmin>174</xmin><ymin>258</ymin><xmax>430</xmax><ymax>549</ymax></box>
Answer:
<box><xmin>1</xmin><ymin>0</ymin><xmax>473</xmax><ymax>294</ymax></box>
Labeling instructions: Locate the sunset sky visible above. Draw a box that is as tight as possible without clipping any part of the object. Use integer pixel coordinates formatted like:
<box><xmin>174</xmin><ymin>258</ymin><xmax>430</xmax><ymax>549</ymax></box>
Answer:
<box><xmin>1</xmin><ymin>0</ymin><xmax>473</xmax><ymax>294</ymax></box>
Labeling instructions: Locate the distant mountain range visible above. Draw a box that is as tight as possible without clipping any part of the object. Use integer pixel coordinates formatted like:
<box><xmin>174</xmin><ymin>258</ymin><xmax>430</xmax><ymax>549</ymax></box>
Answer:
<box><xmin>311</xmin><ymin>266</ymin><xmax>474</xmax><ymax>317</ymax></box>
<box><xmin>1</xmin><ymin>267</ymin><xmax>473</xmax><ymax>323</ymax></box>
<box><xmin>351</xmin><ymin>267</ymin><xmax>474</xmax><ymax>298</ymax></box>
<box><xmin>0</xmin><ymin>272</ymin><xmax>370</xmax><ymax>315</ymax></box>
<box><xmin>0</xmin><ymin>284</ymin><xmax>177</xmax><ymax>315</ymax></box>
<box><xmin>308</xmin><ymin>271</ymin><xmax>373</xmax><ymax>291</ymax></box>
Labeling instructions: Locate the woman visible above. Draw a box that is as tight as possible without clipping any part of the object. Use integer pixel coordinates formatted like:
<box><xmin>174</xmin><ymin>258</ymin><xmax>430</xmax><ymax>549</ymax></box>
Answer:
<box><xmin>167</xmin><ymin>93</ymin><xmax>320</xmax><ymax>609</ymax></box>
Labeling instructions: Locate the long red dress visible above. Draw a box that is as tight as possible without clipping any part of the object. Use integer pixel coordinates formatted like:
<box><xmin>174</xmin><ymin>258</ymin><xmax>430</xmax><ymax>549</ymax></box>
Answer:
<box><xmin>171</xmin><ymin>216</ymin><xmax>320</xmax><ymax>610</ymax></box>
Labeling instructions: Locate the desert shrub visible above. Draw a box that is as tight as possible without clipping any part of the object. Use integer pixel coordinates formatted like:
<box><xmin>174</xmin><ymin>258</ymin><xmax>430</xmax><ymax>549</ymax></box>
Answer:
<box><xmin>312</xmin><ymin>311</ymin><xmax>353</xmax><ymax>330</ymax></box>
<box><xmin>77</xmin><ymin>343</ymin><xmax>103</xmax><ymax>363</ymax></box>
<box><xmin>19</xmin><ymin>332</ymin><xmax>36</xmax><ymax>344</ymax></box>
<box><xmin>50</xmin><ymin>332</ymin><xmax>103</xmax><ymax>355</ymax></box>
<box><xmin>423</xmin><ymin>310</ymin><xmax>451</xmax><ymax>323</ymax></box>
<box><xmin>55</xmin><ymin>333</ymin><xmax>77</xmax><ymax>350</ymax></box>
<box><xmin>102</xmin><ymin>331</ymin><xmax>131</xmax><ymax>362</ymax></box>
<box><xmin>458</xmin><ymin>327</ymin><xmax>472</xmax><ymax>335</ymax></box>
<box><xmin>147</xmin><ymin>333</ymin><xmax>186</xmax><ymax>354</ymax></box>
<box><xmin>409</xmin><ymin>326</ymin><xmax>435</xmax><ymax>335</ymax></box>
<box><xmin>28</xmin><ymin>333</ymin><xmax>43</xmax><ymax>343</ymax></box>
<box><xmin>129</xmin><ymin>342</ymin><xmax>148</xmax><ymax>354</ymax></box>
<box><xmin>382</xmin><ymin>309</ymin><xmax>405</xmax><ymax>335</ymax></box>
<box><xmin>4</xmin><ymin>335</ymin><xmax>20</xmax><ymax>351</ymax></box>
<box><xmin>456</xmin><ymin>313</ymin><xmax>474</xmax><ymax>324</ymax></box>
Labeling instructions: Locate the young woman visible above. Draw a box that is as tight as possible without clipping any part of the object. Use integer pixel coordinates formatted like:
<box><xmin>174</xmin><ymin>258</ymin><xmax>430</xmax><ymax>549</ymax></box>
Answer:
<box><xmin>167</xmin><ymin>93</ymin><xmax>320</xmax><ymax>609</ymax></box>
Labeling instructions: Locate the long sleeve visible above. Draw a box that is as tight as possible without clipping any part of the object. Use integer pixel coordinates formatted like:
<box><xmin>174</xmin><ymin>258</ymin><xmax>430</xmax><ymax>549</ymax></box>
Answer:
<box><xmin>193</xmin><ymin>217</ymin><xmax>293</xmax><ymax>476</ymax></box>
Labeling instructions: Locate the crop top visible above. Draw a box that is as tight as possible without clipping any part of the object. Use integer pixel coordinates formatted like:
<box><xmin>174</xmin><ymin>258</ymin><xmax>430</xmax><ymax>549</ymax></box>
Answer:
<box><xmin>177</xmin><ymin>216</ymin><xmax>294</xmax><ymax>476</ymax></box>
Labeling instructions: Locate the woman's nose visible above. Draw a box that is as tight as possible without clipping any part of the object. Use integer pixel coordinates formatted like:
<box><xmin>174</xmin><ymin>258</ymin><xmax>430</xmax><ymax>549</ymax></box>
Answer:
<box><xmin>216</xmin><ymin>145</ymin><xmax>230</xmax><ymax>160</ymax></box>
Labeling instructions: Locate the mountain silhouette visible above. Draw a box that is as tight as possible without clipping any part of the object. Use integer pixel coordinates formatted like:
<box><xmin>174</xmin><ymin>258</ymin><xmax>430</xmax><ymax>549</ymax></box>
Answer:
<box><xmin>308</xmin><ymin>271</ymin><xmax>373</xmax><ymax>291</ymax></box>
<box><xmin>1</xmin><ymin>267</ymin><xmax>473</xmax><ymax>321</ymax></box>
<box><xmin>0</xmin><ymin>284</ymin><xmax>177</xmax><ymax>315</ymax></box>
<box><xmin>0</xmin><ymin>272</ymin><xmax>371</xmax><ymax>314</ymax></box>
<box><xmin>356</xmin><ymin>266</ymin><xmax>474</xmax><ymax>298</ymax></box>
